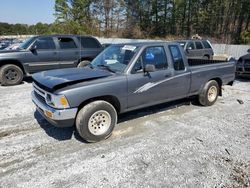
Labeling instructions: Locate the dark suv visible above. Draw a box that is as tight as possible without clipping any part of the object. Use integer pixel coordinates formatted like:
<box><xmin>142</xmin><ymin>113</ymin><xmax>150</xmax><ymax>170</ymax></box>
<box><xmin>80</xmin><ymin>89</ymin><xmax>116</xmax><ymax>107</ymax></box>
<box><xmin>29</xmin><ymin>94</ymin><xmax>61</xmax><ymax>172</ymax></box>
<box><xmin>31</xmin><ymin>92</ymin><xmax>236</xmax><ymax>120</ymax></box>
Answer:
<box><xmin>236</xmin><ymin>49</ymin><xmax>250</xmax><ymax>76</ymax></box>
<box><xmin>177</xmin><ymin>39</ymin><xmax>214</xmax><ymax>59</ymax></box>
<box><xmin>0</xmin><ymin>35</ymin><xmax>103</xmax><ymax>86</ymax></box>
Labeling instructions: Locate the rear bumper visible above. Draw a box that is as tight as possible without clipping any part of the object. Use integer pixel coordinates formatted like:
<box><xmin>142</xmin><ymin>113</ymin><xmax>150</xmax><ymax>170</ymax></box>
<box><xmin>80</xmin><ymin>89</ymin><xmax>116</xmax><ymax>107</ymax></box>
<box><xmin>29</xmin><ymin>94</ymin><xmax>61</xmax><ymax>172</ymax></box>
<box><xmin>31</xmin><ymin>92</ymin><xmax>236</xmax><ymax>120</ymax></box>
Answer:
<box><xmin>32</xmin><ymin>91</ymin><xmax>77</xmax><ymax>127</ymax></box>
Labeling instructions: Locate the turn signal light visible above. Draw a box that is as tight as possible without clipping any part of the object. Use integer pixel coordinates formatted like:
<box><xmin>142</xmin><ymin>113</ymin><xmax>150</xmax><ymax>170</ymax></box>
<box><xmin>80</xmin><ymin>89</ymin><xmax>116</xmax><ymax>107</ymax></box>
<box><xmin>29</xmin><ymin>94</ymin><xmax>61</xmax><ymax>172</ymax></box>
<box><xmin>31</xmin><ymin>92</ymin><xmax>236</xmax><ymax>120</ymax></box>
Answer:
<box><xmin>45</xmin><ymin>110</ymin><xmax>53</xmax><ymax>118</ymax></box>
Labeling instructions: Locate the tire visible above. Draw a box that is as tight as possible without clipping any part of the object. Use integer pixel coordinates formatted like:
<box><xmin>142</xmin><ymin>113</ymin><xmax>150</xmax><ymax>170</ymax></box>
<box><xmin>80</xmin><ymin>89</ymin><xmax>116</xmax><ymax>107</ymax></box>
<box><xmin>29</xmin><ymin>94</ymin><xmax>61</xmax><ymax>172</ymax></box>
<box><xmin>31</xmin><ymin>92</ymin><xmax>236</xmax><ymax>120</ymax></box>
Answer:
<box><xmin>76</xmin><ymin>100</ymin><xmax>117</xmax><ymax>142</ymax></box>
<box><xmin>77</xmin><ymin>60</ymin><xmax>91</xmax><ymax>68</ymax></box>
<box><xmin>0</xmin><ymin>64</ymin><xmax>23</xmax><ymax>86</ymax></box>
<box><xmin>199</xmin><ymin>80</ymin><xmax>219</xmax><ymax>106</ymax></box>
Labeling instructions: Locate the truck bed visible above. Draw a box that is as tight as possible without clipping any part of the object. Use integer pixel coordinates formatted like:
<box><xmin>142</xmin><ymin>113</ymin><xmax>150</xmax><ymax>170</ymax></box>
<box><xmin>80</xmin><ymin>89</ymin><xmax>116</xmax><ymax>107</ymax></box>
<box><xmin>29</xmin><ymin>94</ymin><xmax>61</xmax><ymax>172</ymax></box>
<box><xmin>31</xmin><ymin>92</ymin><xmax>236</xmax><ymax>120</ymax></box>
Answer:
<box><xmin>188</xmin><ymin>58</ymin><xmax>233</xmax><ymax>66</ymax></box>
<box><xmin>188</xmin><ymin>59</ymin><xmax>235</xmax><ymax>96</ymax></box>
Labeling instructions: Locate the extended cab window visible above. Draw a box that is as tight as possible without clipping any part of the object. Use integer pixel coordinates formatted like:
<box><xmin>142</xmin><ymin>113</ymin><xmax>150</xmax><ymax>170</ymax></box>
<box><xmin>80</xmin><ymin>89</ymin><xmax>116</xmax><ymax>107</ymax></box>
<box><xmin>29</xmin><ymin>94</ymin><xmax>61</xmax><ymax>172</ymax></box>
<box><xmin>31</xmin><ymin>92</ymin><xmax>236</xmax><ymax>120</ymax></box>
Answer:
<box><xmin>132</xmin><ymin>46</ymin><xmax>168</xmax><ymax>73</ymax></box>
<box><xmin>79</xmin><ymin>37</ymin><xmax>101</xmax><ymax>48</ymax></box>
<box><xmin>169</xmin><ymin>45</ymin><xmax>185</xmax><ymax>71</ymax></box>
<box><xmin>58</xmin><ymin>37</ymin><xmax>77</xmax><ymax>49</ymax></box>
<box><xmin>195</xmin><ymin>41</ymin><xmax>203</xmax><ymax>49</ymax></box>
<box><xmin>34</xmin><ymin>37</ymin><xmax>55</xmax><ymax>50</ymax></box>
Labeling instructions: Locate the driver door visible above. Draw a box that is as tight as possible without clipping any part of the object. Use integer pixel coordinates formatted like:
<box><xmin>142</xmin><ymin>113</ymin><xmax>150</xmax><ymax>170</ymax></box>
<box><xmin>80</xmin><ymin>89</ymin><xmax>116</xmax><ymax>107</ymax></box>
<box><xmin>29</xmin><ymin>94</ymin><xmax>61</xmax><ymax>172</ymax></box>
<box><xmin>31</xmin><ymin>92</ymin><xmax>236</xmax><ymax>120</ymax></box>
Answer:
<box><xmin>25</xmin><ymin>37</ymin><xmax>59</xmax><ymax>73</ymax></box>
<box><xmin>127</xmin><ymin>46</ymin><xmax>172</xmax><ymax>109</ymax></box>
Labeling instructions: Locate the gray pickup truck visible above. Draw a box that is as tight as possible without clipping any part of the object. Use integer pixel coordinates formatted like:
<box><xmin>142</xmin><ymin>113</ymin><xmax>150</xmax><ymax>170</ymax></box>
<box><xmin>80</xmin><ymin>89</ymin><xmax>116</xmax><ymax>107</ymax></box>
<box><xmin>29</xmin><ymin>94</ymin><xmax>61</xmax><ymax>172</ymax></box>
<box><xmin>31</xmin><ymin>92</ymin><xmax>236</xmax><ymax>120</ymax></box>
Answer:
<box><xmin>0</xmin><ymin>35</ymin><xmax>102</xmax><ymax>86</ymax></box>
<box><xmin>31</xmin><ymin>42</ymin><xmax>235</xmax><ymax>142</ymax></box>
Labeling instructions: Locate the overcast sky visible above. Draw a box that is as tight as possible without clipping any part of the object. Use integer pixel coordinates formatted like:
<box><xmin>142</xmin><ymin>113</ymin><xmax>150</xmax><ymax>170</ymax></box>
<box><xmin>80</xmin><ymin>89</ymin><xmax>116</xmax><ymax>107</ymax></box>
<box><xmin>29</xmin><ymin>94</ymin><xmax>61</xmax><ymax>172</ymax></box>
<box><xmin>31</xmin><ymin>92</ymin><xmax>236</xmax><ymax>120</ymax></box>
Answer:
<box><xmin>0</xmin><ymin>0</ymin><xmax>55</xmax><ymax>25</ymax></box>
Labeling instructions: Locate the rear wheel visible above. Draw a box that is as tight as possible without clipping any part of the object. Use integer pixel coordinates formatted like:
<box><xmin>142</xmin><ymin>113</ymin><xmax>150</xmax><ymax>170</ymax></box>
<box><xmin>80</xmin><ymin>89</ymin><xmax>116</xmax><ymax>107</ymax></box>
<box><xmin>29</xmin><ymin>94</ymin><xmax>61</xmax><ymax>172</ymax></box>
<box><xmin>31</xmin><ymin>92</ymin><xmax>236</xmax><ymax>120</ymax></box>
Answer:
<box><xmin>76</xmin><ymin>100</ymin><xmax>117</xmax><ymax>142</ymax></box>
<box><xmin>0</xmin><ymin>64</ymin><xmax>23</xmax><ymax>86</ymax></box>
<box><xmin>199</xmin><ymin>80</ymin><xmax>219</xmax><ymax>106</ymax></box>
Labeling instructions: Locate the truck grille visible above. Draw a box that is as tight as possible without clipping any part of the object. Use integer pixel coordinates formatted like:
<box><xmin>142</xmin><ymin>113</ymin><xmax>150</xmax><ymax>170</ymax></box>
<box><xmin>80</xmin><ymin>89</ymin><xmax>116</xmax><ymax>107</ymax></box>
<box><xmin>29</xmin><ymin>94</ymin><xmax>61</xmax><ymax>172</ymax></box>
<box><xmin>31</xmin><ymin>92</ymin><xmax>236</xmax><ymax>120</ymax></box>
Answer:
<box><xmin>33</xmin><ymin>83</ymin><xmax>47</xmax><ymax>104</ymax></box>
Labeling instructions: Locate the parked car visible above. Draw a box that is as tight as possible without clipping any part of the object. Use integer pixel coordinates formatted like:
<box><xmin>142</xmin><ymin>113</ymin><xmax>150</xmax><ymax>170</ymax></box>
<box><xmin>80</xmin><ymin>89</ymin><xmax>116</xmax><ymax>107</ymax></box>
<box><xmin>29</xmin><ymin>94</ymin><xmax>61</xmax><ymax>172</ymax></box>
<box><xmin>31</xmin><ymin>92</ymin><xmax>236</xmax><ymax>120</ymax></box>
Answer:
<box><xmin>0</xmin><ymin>39</ymin><xmax>12</xmax><ymax>50</ymax></box>
<box><xmin>176</xmin><ymin>39</ymin><xmax>214</xmax><ymax>59</ymax></box>
<box><xmin>0</xmin><ymin>35</ymin><xmax>103</xmax><ymax>86</ymax></box>
<box><xmin>4</xmin><ymin>42</ymin><xmax>23</xmax><ymax>50</ymax></box>
<box><xmin>31</xmin><ymin>42</ymin><xmax>235</xmax><ymax>142</ymax></box>
<box><xmin>236</xmin><ymin>49</ymin><xmax>250</xmax><ymax>76</ymax></box>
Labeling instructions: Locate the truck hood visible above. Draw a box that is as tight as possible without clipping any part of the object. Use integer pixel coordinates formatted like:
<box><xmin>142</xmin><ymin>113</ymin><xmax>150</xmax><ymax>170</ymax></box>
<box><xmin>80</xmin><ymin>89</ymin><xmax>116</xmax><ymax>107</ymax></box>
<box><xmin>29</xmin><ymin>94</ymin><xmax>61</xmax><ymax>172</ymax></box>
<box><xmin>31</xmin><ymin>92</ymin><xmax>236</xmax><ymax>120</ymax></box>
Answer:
<box><xmin>0</xmin><ymin>49</ymin><xmax>25</xmax><ymax>54</ymax></box>
<box><xmin>32</xmin><ymin>68</ymin><xmax>113</xmax><ymax>91</ymax></box>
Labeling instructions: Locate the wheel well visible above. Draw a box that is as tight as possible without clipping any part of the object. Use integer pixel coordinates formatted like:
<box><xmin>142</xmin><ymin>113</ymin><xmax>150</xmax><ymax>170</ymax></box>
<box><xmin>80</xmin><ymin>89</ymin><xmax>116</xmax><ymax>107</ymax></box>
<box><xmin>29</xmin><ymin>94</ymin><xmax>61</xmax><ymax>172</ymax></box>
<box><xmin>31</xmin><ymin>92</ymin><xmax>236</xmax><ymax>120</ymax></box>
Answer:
<box><xmin>77</xmin><ymin>95</ymin><xmax>121</xmax><ymax>114</ymax></box>
<box><xmin>79</xmin><ymin>57</ymin><xmax>93</xmax><ymax>63</ymax></box>
<box><xmin>204</xmin><ymin>54</ymin><xmax>210</xmax><ymax>58</ymax></box>
<box><xmin>0</xmin><ymin>60</ymin><xmax>25</xmax><ymax>74</ymax></box>
<box><xmin>210</xmin><ymin>78</ymin><xmax>222</xmax><ymax>96</ymax></box>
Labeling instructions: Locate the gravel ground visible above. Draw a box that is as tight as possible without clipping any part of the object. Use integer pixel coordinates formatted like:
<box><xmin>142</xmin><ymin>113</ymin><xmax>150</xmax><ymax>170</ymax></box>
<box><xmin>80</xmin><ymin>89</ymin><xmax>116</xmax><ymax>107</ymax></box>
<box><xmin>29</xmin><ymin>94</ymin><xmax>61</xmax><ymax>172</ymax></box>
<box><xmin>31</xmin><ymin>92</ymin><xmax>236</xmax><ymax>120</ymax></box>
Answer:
<box><xmin>0</xmin><ymin>78</ymin><xmax>249</xmax><ymax>188</ymax></box>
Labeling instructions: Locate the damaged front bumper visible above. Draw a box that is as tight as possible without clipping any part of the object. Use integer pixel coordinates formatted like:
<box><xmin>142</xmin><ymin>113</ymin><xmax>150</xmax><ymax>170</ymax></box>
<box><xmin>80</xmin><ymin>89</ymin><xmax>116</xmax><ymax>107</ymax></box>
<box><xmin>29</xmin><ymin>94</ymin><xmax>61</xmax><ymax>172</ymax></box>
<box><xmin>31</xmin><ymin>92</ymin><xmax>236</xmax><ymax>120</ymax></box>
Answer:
<box><xmin>32</xmin><ymin>91</ymin><xmax>77</xmax><ymax>127</ymax></box>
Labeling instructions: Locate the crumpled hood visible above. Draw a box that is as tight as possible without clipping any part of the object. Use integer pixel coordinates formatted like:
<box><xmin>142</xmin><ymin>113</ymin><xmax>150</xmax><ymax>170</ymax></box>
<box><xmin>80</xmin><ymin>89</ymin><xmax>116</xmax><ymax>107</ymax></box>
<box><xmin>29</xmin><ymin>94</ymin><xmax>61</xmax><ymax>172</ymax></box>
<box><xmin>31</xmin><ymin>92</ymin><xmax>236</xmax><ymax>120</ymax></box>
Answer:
<box><xmin>32</xmin><ymin>68</ymin><xmax>112</xmax><ymax>91</ymax></box>
<box><xmin>0</xmin><ymin>49</ymin><xmax>24</xmax><ymax>54</ymax></box>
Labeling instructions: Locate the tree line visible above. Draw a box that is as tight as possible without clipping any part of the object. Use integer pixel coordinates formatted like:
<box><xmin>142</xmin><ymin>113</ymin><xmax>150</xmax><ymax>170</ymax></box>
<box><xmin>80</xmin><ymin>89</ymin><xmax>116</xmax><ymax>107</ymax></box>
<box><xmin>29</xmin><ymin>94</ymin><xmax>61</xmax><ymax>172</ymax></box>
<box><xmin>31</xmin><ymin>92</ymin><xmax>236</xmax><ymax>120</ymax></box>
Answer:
<box><xmin>1</xmin><ymin>0</ymin><xmax>249</xmax><ymax>44</ymax></box>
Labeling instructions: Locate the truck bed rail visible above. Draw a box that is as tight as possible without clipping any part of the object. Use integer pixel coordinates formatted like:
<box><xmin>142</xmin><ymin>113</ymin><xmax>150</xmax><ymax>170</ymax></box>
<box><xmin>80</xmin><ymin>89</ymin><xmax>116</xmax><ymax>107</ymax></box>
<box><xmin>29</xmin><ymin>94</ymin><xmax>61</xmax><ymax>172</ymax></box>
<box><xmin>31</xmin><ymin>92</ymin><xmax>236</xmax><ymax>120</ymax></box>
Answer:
<box><xmin>188</xmin><ymin>59</ymin><xmax>229</xmax><ymax>66</ymax></box>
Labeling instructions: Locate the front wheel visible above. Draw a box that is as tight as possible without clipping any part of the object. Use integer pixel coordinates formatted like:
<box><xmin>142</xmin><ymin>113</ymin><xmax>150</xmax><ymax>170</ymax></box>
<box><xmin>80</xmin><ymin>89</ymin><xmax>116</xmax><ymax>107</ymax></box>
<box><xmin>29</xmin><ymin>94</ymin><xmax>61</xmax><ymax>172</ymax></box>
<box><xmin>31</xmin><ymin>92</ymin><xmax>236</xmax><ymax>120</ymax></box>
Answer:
<box><xmin>76</xmin><ymin>100</ymin><xmax>117</xmax><ymax>142</ymax></box>
<box><xmin>0</xmin><ymin>64</ymin><xmax>23</xmax><ymax>86</ymax></box>
<box><xmin>199</xmin><ymin>80</ymin><xmax>219</xmax><ymax>106</ymax></box>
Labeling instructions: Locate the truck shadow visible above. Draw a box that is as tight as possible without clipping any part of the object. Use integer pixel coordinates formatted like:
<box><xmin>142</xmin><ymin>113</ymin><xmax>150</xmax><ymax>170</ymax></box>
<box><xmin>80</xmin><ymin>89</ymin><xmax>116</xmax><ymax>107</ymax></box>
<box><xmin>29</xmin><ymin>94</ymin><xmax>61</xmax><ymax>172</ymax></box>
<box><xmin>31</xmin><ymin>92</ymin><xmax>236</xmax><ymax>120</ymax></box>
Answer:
<box><xmin>23</xmin><ymin>77</ymin><xmax>33</xmax><ymax>83</ymax></box>
<box><xmin>35</xmin><ymin>111</ymin><xmax>90</xmax><ymax>143</ymax></box>
<box><xmin>117</xmin><ymin>98</ymin><xmax>194</xmax><ymax>123</ymax></box>
<box><xmin>235</xmin><ymin>77</ymin><xmax>250</xmax><ymax>82</ymax></box>
<box><xmin>34</xmin><ymin>98</ymin><xmax>195</xmax><ymax>143</ymax></box>
<box><xmin>34</xmin><ymin>111</ymin><xmax>79</xmax><ymax>141</ymax></box>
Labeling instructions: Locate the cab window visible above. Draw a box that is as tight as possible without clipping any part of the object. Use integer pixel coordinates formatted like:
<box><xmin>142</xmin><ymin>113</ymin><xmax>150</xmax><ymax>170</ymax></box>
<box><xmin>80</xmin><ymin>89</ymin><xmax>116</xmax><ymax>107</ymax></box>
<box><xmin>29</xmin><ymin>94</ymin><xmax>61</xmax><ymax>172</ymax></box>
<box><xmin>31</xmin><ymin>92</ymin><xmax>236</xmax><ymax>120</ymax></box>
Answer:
<box><xmin>34</xmin><ymin>37</ymin><xmax>55</xmax><ymax>50</ymax></box>
<box><xmin>79</xmin><ymin>37</ymin><xmax>101</xmax><ymax>48</ymax></box>
<box><xmin>58</xmin><ymin>37</ymin><xmax>77</xmax><ymax>49</ymax></box>
<box><xmin>169</xmin><ymin>45</ymin><xmax>185</xmax><ymax>71</ymax></box>
<box><xmin>132</xmin><ymin>46</ymin><xmax>168</xmax><ymax>73</ymax></box>
<box><xmin>195</xmin><ymin>41</ymin><xmax>203</xmax><ymax>49</ymax></box>
<box><xmin>202</xmin><ymin>40</ymin><xmax>212</xmax><ymax>49</ymax></box>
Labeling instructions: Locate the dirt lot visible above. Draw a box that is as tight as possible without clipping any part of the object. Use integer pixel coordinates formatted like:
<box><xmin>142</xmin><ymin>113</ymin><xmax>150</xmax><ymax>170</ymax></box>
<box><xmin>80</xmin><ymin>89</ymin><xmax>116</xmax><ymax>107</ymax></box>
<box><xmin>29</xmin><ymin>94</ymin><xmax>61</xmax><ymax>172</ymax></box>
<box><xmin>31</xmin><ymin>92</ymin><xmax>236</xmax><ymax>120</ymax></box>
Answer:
<box><xmin>0</xmin><ymin>78</ymin><xmax>249</xmax><ymax>188</ymax></box>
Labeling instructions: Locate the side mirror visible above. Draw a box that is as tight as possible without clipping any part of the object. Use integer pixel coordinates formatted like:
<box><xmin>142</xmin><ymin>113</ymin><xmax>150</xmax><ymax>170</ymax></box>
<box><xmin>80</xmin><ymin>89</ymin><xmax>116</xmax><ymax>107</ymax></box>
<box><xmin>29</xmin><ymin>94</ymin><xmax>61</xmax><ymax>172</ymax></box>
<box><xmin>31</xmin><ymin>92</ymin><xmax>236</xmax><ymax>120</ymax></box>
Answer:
<box><xmin>247</xmin><ymin>49</ymin><xmax>250</xmax><ymax>53</ymax></box>
<box><xmin>30</xmin><ymin>45</ymin><xmax>37</xmax><ymax>52</ymax></box>
<box><xmin>144</xmin><ymin>64</ymin><xmax>155</xmax><ymax>72</ymax></box>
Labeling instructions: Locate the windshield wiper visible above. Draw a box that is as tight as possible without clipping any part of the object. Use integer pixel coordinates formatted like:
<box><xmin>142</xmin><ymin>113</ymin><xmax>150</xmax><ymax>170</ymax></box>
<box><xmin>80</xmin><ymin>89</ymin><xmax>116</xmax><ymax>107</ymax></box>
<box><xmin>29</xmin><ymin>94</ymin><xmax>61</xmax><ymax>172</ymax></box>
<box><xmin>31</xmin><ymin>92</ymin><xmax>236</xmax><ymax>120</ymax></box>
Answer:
<box><xmin>97</xmin><ymin>64</ymin><xmax>116</xmax><ymax>73</ymax></box>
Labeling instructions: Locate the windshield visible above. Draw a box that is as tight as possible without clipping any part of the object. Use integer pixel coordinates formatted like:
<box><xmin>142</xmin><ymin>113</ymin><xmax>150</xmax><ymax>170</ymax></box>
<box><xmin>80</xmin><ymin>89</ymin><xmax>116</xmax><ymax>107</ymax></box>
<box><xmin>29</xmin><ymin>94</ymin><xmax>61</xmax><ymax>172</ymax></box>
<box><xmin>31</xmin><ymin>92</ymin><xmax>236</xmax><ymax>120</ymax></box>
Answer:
<box><xmin>19</xmin><ymin>37</ymin><xmax>36</xmax><ymax>49</ymax></box>
<box><xmin>90</xmin><ymin>45</ymin><xmax>139</xmax><ymax>73</ymax></box>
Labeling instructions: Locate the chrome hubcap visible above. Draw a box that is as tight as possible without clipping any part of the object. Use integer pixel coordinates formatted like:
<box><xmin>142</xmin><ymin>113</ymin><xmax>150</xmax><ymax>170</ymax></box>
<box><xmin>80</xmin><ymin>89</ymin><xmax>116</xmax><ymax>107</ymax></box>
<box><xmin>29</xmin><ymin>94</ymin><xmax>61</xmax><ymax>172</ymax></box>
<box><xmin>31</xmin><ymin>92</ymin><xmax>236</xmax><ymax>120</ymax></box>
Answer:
<box><xmin>208</xmin><ymin>86</ymin><xmax>217</xmax><ymax>102</ymax></box>
<box><xmin>88</xmin><ymin>110</ymin><xmax>111</xmax><ymax>136</ymax></box>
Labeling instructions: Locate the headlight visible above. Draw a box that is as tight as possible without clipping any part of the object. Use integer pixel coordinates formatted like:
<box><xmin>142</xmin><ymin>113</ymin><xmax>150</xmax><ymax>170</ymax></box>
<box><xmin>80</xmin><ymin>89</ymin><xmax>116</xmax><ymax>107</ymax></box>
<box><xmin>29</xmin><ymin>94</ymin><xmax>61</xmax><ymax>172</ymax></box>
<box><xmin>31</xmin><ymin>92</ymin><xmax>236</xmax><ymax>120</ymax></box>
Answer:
<box><xmin>45</xmin><ymin>93</ymin><xmax>70</xmax><ymax>109</ymax></box>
